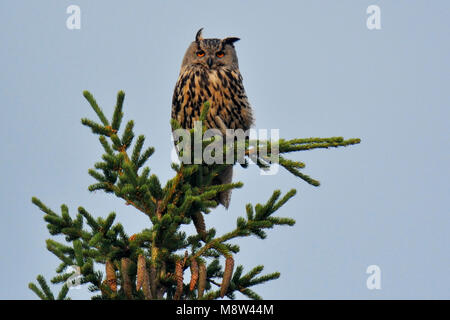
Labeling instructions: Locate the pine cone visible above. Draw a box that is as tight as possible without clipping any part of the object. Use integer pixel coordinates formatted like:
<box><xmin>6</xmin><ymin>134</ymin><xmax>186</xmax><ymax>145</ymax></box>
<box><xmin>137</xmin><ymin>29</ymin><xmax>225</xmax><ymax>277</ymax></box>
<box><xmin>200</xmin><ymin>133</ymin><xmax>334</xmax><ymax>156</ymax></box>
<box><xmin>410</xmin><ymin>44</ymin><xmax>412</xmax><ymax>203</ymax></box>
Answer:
<box><xmin>142</xmin><ymin>267</ymin><xmax>153</xmax><ymax>300</ymax></box>
<box><xmin>189</xmin><ymin>259</ymin><xmax>199</xmax><ymax>291</ymax></box>
<box><xmin>105</xmin><ymin>260</ymin><xmax>117</xmax><ymax>293</ymax></box>
<box><xmin>136</xmin><ymin>254</ymin><xmax>146</xmax><ymax>291</ymax></box>
<box><xmin>220</xmin><ymin>256</ymin><xmax>234</xmax><ymax>298</ymax></box>
<box><xmin>121</xmin><ymin>258</ymin><xmax>133</xmax><ymax>299</ymax></box>
<box><xmin>149</xmin><ymin>264</ymin><xmax>157</xmax><ymax>298</ymax></box>
<box><xmin>173</xmin><ymin>259</ymin><xmax>184</xmax><ymax>300</ymax></box>
<box><xmin>198</xmin><ymin>262</ymin><xmax>207</xmax><ymax>299</ymax></box>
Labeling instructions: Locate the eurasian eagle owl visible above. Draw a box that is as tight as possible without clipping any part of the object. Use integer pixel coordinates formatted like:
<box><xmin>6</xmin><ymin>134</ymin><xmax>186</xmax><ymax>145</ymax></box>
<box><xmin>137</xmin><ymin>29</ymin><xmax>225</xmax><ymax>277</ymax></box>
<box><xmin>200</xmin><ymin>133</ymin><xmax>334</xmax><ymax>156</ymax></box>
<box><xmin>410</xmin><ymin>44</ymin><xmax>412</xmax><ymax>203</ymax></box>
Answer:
<box><xmin>172</xmin><ymin>28</ymin><xmax>253</xmax><ymax>208</ymax></box>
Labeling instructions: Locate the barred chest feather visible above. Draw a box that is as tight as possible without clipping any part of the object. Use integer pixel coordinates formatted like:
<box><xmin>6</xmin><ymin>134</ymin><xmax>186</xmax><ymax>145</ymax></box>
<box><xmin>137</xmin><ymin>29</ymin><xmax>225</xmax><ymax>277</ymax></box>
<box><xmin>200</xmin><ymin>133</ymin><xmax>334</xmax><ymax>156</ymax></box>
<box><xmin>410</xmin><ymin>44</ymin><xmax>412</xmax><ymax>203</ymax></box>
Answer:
<box><xmin>172</xmin><ymin>65</ymin><xmax>253</xmax><ymax>132</ymax></box>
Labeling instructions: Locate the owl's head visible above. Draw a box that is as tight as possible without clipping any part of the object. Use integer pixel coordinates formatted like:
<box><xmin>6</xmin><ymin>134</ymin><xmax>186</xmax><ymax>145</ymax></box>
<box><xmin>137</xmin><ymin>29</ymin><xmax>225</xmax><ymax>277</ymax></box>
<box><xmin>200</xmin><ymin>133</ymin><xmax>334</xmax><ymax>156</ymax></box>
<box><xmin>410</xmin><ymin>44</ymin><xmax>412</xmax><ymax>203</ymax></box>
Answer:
<box><xmin>181</xmin><ymin>28</ymin><xmax>240</xmax><ymax>70</ymax></box>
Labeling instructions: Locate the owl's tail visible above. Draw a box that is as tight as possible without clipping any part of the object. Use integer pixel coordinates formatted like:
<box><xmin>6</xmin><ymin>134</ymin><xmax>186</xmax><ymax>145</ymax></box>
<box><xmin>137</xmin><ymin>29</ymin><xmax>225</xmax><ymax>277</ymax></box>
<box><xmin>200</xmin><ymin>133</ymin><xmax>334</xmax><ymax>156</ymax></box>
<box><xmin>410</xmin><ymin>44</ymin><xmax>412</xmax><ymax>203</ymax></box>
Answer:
<box><xmin>215</xmin><ymin>166</ymin><xmax>233</xmax><ymax>209</ymax></box>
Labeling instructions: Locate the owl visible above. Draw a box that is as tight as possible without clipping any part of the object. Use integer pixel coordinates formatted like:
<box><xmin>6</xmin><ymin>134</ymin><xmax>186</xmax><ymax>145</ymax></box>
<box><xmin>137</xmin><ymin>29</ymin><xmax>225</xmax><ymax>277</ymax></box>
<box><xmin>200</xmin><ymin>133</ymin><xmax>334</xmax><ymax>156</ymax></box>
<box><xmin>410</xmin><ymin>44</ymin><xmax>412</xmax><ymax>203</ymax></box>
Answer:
<box><xmin>172</xmin><ymin>28</ymin><xmax>254</xmax><ymax>208</ymax></box>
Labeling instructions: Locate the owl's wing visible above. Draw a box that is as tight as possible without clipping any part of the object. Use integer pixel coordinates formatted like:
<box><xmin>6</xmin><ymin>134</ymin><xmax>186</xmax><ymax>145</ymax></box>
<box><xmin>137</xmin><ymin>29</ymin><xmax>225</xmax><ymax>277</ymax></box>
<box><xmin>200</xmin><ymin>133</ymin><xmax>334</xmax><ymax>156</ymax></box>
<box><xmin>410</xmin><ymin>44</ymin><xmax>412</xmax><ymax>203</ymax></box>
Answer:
<box><xmin>171</xmin><ymin>68</ymin><xmax>197</xmax><ymax>129</ymax></box>
<box><xmin>215</xmin><ymin>68</ymin><xmax>254</xmax><ymax>131</ymax></box>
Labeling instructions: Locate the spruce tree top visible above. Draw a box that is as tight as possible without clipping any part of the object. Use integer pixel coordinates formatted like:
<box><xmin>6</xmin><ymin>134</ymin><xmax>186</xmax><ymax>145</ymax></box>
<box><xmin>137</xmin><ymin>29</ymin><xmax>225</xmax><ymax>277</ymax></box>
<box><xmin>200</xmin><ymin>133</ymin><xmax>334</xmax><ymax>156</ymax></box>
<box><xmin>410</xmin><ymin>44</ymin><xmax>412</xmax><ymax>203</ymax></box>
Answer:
<box><xmin>29</xmin><ymin>91</ymin><xmax>360</xmax><ymax>300</ymax></box>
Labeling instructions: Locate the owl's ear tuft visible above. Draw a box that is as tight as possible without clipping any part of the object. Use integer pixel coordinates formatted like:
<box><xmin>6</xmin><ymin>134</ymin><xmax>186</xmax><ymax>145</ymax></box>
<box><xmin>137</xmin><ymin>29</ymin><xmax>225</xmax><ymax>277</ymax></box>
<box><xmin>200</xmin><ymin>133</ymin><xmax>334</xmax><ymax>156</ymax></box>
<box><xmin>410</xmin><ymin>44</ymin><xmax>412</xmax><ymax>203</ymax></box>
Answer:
<box><xmin>195</xmin><ymin>28</ymin><xmax>204</xmax><ymax>42</ymax></box>
<box><xmin>222</xmin><ymin>37</ymin><xmax>240</xmax><ymax>47</ymax></box>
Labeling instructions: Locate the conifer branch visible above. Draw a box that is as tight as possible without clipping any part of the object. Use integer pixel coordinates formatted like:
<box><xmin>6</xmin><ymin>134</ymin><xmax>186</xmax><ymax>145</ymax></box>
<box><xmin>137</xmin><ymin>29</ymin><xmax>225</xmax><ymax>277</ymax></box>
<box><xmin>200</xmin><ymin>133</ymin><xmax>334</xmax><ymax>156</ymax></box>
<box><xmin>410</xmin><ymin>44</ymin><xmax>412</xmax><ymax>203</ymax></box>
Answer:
<box><xmin>29</xmin><ymin>91</ymin><xmax>360</xmax><ymax>300</ymax></box>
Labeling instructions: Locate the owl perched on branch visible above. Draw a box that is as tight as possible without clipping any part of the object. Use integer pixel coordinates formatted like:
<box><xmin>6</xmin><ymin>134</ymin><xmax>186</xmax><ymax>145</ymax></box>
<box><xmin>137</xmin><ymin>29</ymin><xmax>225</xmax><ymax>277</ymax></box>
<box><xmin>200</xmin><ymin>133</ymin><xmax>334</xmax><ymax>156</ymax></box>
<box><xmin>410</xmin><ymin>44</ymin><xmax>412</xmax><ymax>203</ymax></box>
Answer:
<box><xmin>172</xmin><ymin>28</ymin><xmax>254</xmax><ymax>209</ymax></box>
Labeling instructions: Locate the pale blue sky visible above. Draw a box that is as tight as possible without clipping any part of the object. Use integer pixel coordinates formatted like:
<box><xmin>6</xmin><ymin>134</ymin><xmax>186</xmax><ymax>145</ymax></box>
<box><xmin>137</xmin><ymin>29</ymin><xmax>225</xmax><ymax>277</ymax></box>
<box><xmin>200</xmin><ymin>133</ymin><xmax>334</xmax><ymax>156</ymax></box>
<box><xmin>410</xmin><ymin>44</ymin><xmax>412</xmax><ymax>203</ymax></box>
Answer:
<box><xmin>1</xmin><ymin>0</ymin><xmax>449</xmax><ymax>299</ymax></box>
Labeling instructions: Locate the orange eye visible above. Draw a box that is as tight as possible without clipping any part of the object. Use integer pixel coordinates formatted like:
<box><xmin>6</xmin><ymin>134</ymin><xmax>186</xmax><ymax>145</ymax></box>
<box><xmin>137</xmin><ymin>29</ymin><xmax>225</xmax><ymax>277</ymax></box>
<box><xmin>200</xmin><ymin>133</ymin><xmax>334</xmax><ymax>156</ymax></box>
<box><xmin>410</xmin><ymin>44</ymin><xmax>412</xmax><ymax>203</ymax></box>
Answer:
<box><xmin>216</xmin><ymin>51</ymin><xmax>225</xmax><ymax>58</ymax></box>
<box><xmin>196</xmin><ymin>51</ymin><xmax>205</xmax><ymax>57</ymax></box>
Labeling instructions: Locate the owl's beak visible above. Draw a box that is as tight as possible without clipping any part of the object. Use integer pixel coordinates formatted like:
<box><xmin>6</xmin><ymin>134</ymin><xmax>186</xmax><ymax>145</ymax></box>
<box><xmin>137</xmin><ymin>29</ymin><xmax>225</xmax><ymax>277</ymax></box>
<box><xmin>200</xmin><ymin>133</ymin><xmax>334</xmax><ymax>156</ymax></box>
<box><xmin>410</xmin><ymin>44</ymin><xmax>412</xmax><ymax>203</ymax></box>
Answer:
<box><xmin>207</xmin><ymin>57</ymin><xmax>213</xmax><ymax>68</ymax></box>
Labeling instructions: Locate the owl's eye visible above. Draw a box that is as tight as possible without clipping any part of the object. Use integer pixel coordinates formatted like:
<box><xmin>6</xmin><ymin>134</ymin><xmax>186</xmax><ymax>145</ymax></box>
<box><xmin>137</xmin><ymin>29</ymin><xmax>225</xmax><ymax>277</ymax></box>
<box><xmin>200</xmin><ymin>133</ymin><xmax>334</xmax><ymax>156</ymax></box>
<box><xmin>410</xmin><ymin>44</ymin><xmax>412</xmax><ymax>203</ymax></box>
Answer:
<box><xmin>216</xmin><ymin>51</ymin><xmax>225</xmax><ymax>58</ymax></box>
<box><xmin>196</xmin><ymin>51</ymin><xmax>205</xmax><ymax>57</ymax></box>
